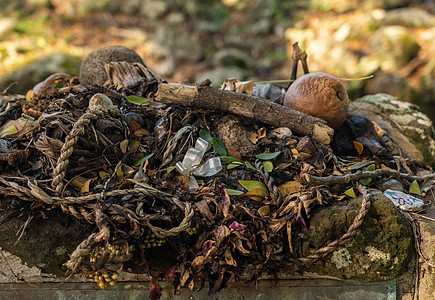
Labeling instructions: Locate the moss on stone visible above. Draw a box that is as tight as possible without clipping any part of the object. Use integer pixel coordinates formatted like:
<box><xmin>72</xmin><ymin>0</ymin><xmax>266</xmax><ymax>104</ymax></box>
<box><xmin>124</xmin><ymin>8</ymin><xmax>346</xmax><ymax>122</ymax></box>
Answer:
<box><xmin>298</xmin><ymin>190</ymin><xmax>413</xmax><ymax>281</ymax></box>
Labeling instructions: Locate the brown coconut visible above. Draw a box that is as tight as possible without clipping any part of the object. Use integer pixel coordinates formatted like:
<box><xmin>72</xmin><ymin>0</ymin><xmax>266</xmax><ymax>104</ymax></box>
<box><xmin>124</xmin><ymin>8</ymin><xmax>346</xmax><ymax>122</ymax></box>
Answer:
<box><xmin>283</xmin><ymin>72</ymin><xmax>349</xmax><ymax>129</ymax></box>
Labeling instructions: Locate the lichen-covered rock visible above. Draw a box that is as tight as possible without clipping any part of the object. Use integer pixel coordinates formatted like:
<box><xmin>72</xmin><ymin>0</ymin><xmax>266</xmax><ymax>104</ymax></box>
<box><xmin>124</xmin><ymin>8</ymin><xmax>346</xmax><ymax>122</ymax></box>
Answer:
<box><xmin>79</xmin><ymin>45</ymin><xmax>145</xmax><ymax>85</ymax></box>
<box><xmin>349</xmin><ymin>93</ymin><xmax>435</xmax><ymax>167</ymax></box>
<box><xmin>299</xmin><ymin>190</ymin><xmax>413</xmax><ymax>281</ymax></box>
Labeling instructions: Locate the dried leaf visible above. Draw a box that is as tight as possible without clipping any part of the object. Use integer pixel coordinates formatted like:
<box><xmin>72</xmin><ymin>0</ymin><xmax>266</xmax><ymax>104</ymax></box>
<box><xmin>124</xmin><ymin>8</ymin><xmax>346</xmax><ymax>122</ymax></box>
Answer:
<box><xmin>300</xmin><ymin>152</ymin><xmax>312</xmax><ymax>158</ymax></box>
<box><xmin>227</xmin><ymin>148</ymin><xmax>242</xmax><ymax>160</ymax></box>
<box><xmin>229</xmin><ymin>221</ymin><xmax>246</xmax><ymax>231</ymax></box>
<box><xmin>332</xmin><ymin>165</ymin><xmax>343</xmax><ymax>176</ymax></box>
<box><xmin>409</xmin><ymin>180</ymin><xmax>421</xmax><ymax>195</ymax></box>
<box><xmin>235</xmin><ymin>80</ymin><xmax>254</xmax><ymax>94</ymax></box>
<box><xmin>127</xmin><ymin>119</ymin><xmax>142</xmax><ymax>132</ymax></box>
<box><xmin>121</xmin><ymin>164</ymin><xmax>135</xmax><ymax>178</ymax></box>
<box><xmin>380</xmin><ymin>163</ymin><xmax>392</xmax><ymax>170</ymax></box>
<box><xmin>129</xmin><ymin>139</ymin><xmax>141</xmax><ymax>153</ymax></box>
<box><xmin>258</xmin><ymin>205</ymin><xmax>270</xmax><ymax>216</ymax></box>
<box><xmin>344</xmin><ymin>187</ymin><xmax>356</xmax><ymax>198</ymax></box>
<box><xmin>232</xmin><ymin>237</ymin><xmax>250</xmax><ymax>254</ymax></box>
<box><xmin>286</xmin><ymin>221</ymin><xmax>294</xmax><ymax>254</ymax></box>
<box><xmin>133</xmin><ymin>128</ymin><xmax>150</xmax><ymax>137</ymax></box>
<box><xmin>120</xmin><ymin>139</ymin><xmax>129</xmax><ymax>154</ymax></box>
<box><xmin>353</xmin><ymin>141</ymin><xmax>364</xmax><ymax>155</ymax></box>
<box><xmin>278</xmin><ymin>181</ymin><xmax>303</xmax><ymax>196</ymax></box>
<box><xmin>238</xmin><ymin>180</ymin><xmax>268</xmax><ymax>196</ymax></box>
<box><xmin>244</xmin><ymin>188</ymin><xmax>266</xmax><ymax>202</ymax></box>
<box><xmin>249</xmin><ymin>128</ymin><xmax>266</xmax><ymax>144</ymax></box>
<box><xmin>224</xmin><ymin>248</ymin><xmax>237</xmax><ymax>266</ymax></box>
<box><xmin>336</xmin><ymin>195</ymin><xmax>346</xmax><ymax>201</ymax></box>
<box><xmin>291</xmin><ymin>148</ymin><xmax>299</xmax><ymax>155</ymax></box>
<box><xmin>0</xmin><ymin>117</ymin><xmax>38</xmax><ymax>139</ymax></box>
<box><xmin>0</xmin><ymin>123</ymin><xmax>18</xmax><ymax>138</ymax></box>
<box><xmin>250</xmin><ymin>132</ymin><xmax>259</xmax><ymax>144</ymax></box>
<box><xmin>255</xmin><ymin>151</ymin><xmax>281</xmax><ymax>160</ymax></box>
<box><xmin>81</xmin><ymin>177</ymin><xmax>97</xmax><ymax>193</ymax></box>
<box><xmin>226</xmin><ymin>189</ymin><xmax>244</xmax><ymax>196</ymax></box>
<box><xmin>261</xmin><ymin>160</ymin><xmax>273</xmax><ymax>172</ymax></box>
<box><xmin>70</xmin><ymin>177</ymin><xmax>86</xmax><ymax>190</ymax></box>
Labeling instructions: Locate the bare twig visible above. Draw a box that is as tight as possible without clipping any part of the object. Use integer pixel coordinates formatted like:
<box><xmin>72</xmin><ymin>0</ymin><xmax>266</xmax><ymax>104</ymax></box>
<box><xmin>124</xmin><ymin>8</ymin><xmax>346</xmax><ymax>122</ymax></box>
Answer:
<box><xmin>288</xmin><ymin>42</ymin><xmax>309</xmax><ymax>87</ymax></box>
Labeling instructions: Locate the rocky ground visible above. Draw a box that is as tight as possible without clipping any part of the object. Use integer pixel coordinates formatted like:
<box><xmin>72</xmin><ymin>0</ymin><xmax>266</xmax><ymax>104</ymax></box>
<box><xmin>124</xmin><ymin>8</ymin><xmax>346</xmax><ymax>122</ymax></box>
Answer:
<box><xmin>1</xmin><ymin>0</ymin><xmax>435</xmax><ymax>119</ymax></box>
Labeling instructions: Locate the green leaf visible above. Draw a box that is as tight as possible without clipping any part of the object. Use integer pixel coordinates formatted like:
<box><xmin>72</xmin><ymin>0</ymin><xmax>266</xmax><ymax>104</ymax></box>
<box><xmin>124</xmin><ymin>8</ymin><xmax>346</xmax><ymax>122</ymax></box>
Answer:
<box><xmin>115</xmin><ymin>166</ymin><xmax>124</xmax><ymax>181</ymax></box>
<box><xmin>366</xmin><ymin>164</ymin><xmax>376</xmax><ymax>171</ymax></box>
<box><xmin>344</xmin><ymin>187</ymin><xmax>356</xmax><ymax>198</ymax></box>
<box><xmin>126</xmin><ymin>95</ymin><xmax>152</xmax><ymax>106</ymax></box>
<box><xmin>245</xmin><ymin>161</ymin><xmax>257</xmax><ymax>170</ymax></box>
<box><xmin>409</xmin><ymin>180</ymin><xmax>421</xmax><ymax>195</ymax></box>
<box><xmin>226</xmin><ymin>189</ymin><xmax>244</xmax><ymax>196</ymax></box>
<box><xmin>199</xmin><ymin>129</ymin><xmax>212</xmax><ymax>142</ymax></box>
<box><xmin>212</xmin><ymin>138</ymin><xmax>227</xmax><ymax>156</ymax></box>
<box><xmin>255</xmin><ymin>151</ymin><xmax>281</xmax><ymax>160</ymax></box>
<box><xmin>245</xmin><ymin>162</ymin><xmax>256</xmax><ymax>170</ymax></box>
<box><xmin>166</xmin><ymin>166</ymin><xmax>176</xmax><ymax>174</ymax></box>
<box><xmin>133</xmin><ymin>153</ymin><xmax>154</xmax><ymax>167</ymax></box>
<box><xmin>262</xmin><ymin>160</ymin><xmax>273</xmax><ymax>172</ymax></box>
<box><xmin>54</xmin><ymin>83</ymin><xmax>64</xmax><ymax>89</ymax></box>
<box><xmin>220</xmin><ymin>156</ymin><xmax>243</xmax><ymax>163</ymax></box>
<box><xmin>238</xmin><ymin>180</ymin><xmax>268</xmax><ymax>196</ymax></box>
<box><xmin>0</xmin><ymin>123</ymin><xmax>18</xmax><ymax>138</ymax></box>
<box><xmin>227</xmin><ymin>163</ymin><xmax>243</xmax><ymax>169</ymax></box>
<box><xmin>359</xmin><ymin>178</ymin><xmax>372</xmax><ymax>185</ymax></box>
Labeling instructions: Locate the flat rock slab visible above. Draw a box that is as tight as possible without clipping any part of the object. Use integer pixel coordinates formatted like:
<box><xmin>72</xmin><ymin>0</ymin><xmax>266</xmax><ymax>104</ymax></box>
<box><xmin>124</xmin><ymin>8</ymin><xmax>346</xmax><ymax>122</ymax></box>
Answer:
<box><xmin>0</xmin><ymin>280</ymin><xmax>396</xmax><ymax>300</ymax></box>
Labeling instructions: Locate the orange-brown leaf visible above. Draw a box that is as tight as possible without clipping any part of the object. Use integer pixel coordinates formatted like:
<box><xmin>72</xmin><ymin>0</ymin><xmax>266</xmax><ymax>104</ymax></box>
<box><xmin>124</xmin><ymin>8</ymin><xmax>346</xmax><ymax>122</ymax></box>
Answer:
<box><xmin>244</xmin><ymin>188</ymin><xmax>266</xmax><ymax>202</ymax></box>
<box><xmin>353</xmin><ymin>141</ymin><xmax>363</xmax><ymax>156</ymax></box>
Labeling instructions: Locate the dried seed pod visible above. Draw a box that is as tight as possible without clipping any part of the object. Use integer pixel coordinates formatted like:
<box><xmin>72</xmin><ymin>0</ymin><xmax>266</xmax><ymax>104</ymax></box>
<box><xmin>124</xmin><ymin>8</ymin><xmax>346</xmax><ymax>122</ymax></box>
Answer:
<box><xmin>283</xmin><ymin>72</ymin><xmax>349</xmax><ymax>129</ymax></box>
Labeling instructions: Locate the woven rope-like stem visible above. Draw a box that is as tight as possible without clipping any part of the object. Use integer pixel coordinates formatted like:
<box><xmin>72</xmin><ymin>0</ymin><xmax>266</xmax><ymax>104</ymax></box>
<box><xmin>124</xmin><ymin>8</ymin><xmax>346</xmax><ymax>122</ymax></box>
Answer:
<box><xmin>64</xmin><ymin>232</ymin><xmax>98</xmax><ymax>272</ymax></box>
<box><xmin>51</xmin><ymin>108</ymin><xmax>113</xmax><ymax>195</ymax></box>
<box><xmin>297</xmin><ymin>186</ymin><xmax>371</xmax><ymax>263</ymax></box>
<box><xmin>255</xmin><ymin>159</ymin><xmax>283</xmax><ymax>206</ymax></box>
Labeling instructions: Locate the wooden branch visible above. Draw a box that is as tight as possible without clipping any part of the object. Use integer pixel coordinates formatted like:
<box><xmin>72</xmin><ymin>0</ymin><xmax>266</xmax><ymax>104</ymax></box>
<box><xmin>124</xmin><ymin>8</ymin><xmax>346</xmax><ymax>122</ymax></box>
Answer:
<box><xmin>155</xmin><ymin>83</ymin><xmax>334</xmax><ymax>144</ymax></box>
<box><xmin>305</xmin><ymin>169</ymin><xmax>435</xmax><ymax>186</ymax></box>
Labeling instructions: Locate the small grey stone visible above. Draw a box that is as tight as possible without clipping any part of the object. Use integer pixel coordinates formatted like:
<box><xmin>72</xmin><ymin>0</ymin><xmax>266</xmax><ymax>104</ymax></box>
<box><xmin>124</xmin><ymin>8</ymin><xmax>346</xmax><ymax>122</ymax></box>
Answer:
<box><xmin>79</xmin><ymin>45</ymin><xmax>146</xmax><ymax>85</ymax></box>
<box><xmin>381</xmin><ymin>179</ymin><xmax>404</xmax><ymax>192</ymax></box>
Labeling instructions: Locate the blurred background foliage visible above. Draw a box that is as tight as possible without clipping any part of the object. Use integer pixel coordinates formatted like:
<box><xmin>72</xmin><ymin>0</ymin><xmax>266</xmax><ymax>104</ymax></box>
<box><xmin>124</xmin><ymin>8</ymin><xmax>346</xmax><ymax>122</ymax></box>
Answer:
<box><xmin>1</xmin><ymin>0</ymin><xmax>435</xmax><ymax>120</ymax></box>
